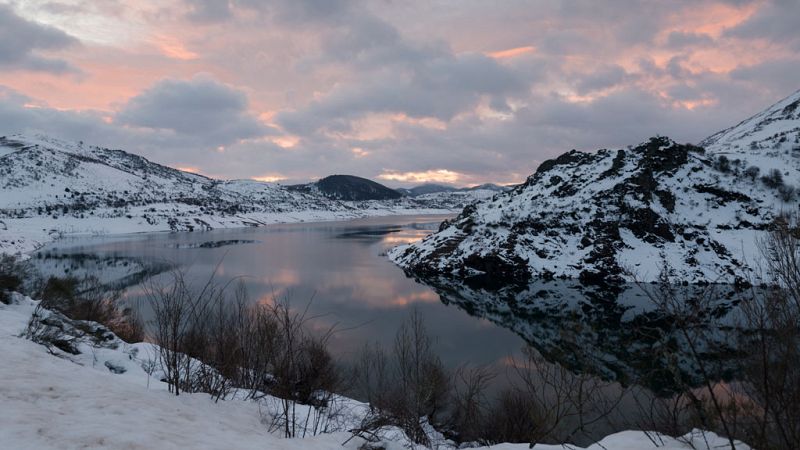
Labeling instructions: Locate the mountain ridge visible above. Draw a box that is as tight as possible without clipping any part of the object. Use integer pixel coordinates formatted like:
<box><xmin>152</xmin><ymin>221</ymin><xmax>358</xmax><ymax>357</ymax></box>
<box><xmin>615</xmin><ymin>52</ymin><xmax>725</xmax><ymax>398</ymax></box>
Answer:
<box><xmin>389</xmin><ymin>89</ymin><xmax>800</xmax><ymax>285</ymax></box>
<box><xmin>0</xmin><ymin>134</ymin><xmax>492</xmax><ymax>255</ymax></box>
<box><xmin>398</xmin><ymin>183</ymin><xmax>510</xmax><ymax>197</ymax></box>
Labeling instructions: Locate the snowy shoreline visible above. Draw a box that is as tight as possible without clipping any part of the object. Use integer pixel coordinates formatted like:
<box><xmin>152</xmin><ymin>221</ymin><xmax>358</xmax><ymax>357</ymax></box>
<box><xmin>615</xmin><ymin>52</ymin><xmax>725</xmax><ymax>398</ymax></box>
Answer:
<box><xmin>0</xmin><ymin>207</ymin><xmax>457</xmax><ymax>258</ymax></box>
<box><xmin>0</xmin><ymin>294</ymin><xmax>749</xmax><ymax>450</ymax></box>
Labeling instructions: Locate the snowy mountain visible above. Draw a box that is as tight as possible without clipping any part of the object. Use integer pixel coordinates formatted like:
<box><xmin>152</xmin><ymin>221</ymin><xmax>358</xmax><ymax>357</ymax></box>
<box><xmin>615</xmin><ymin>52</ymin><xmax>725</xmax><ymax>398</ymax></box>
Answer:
<box><xmin>0</xmin><ymin>134</ymin><xmax>335</xmax><ymax>219</ymax></box>
<box><xmin>702</xmin><ymin>89</ymin><xmax>800</xmax><ymax>176</ymax></box>
<box><xmin>398</xmin><ymin>183</ymin><xmax>457</xmax><ymax>196</ymax></box>
<box><xmin>0</xmin><ymin>135</ymin><xmax>490</xmax><ymax>255</ymax></box>
<box><xmin>398</xmin><ymin>183</ymin><xmax>510</xmax><ymax>197</ymax></box>
<box><xmin>390</xmin><ymin>90</ymin><xmax>800</xmax><ymax>285</ymax></box>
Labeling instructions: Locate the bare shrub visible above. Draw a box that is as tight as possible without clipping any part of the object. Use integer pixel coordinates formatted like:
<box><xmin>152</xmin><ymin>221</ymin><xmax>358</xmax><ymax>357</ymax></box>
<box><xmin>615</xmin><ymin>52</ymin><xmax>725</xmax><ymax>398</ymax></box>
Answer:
<box><xmin>111</xmin><ymin>305</ymin><xmax>145</xmax><ymax>343</ymax></box>
<box><xmin>352</xmin><ymin>310</ymin><xmax>451</xmax><ymax>446</ymax></box>
<box><xmin>144</xmin><ymin>269</ymin><xmax>208</xmax><ymax>396</ymax></box>
<box><xmin>145</xmin><ymin>267</ymin><xmax>344</xmax><ymax>434</ymax></box>
<box><xmin>761</xmin><ymin>168</ymin><xmax>784</xmax><ymax>188</ymax></box>
<box><xmin>235</xmin><ymin>296</ymin><xmax>282</xmax><ymax>400</ymax></box>
<box><xmin>488</xmin><ymin>347</ymin><xmax>626</xmax><ymax>446</ymax></box>
<box><xmin>637</xmin><ymin>272</ymin><xmax>742</xmax><ymax>449</ymax></box>
<box><xmin>262</xmin><ymin>294</ymin><xmax>342</xmax><ymax>438</ymax></box>
<box><xmin>633</xmin><ymin>217</ymin><xmax>800</xmax><ymax>450</ymax></box>
<box><xmin>447</xmin><ymin>365</ymin><xmax>495</xmax><ymax>443</ymax></box>
<box><xmin>392</xmin><ymin>309</ymin><xmax>450</xmax><ymax>434</ymax></box>
<box><xmin>482</xmin><ymin>386</ymin><xmax>541</xmax><ymax>443</ymax></box>
<box><xmin>353</xmin><ymin>341</ymin><xmax>390</xmax><ymax>410</ymax></box>
<box><xmin>39</xmin><ymin>275</ymin><xmax>144</xmax><ymax>343</ymax></box>
<box><xmin>778</xmin><ymin>183</ymin><xmax>796</xmax><ymax>202</ymax></box>
<box><xmin>630</xmin><ymin>388</ymin><xmax>708</xmax><ymax>446</ymax></box>
<box><xmin>743</xmin><ymin>166</ymin><xmax>760</xmax><ymax>181</ymax></box>
<box><xmin>714</xmin><ymin>155</ymin><xmax>731</xmax><ymax>173</ymax></box>
<box><xmin>0</xmin><ymin>254</ymin><xmax>31</xmax><ymax>304</ymax></box>
<box><xmin>23</xmin><ymin>302</ymin><xmax>79</xmax><ymax>355</ymax></box>
<box><xmin>729</xmin><ymin>217</ymin><xmax>800</xmax><ymax>448</ymax></box>
<box><xmin>351</xmin><ymin>312</ymin><xmax>629</xmax><ymax>447</ymax></box>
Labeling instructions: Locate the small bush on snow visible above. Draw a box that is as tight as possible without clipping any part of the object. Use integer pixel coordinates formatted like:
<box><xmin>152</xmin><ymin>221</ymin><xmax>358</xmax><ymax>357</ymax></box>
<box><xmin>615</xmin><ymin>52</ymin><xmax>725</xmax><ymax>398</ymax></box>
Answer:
<box><xmin>0</xmin><ymin>255</ymin><xmax>32</xmax><ymax>304</ymax></box>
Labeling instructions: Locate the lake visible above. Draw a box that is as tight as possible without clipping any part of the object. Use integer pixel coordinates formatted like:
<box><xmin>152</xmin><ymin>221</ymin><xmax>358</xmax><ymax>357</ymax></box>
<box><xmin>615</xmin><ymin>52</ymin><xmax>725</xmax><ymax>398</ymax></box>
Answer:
<box><xmin>31</xmin><ymin>215</ymin><xmax>528</xmax><ymax>370</ymax></box>
<box><xmin>30</xmin><ymin>213</ymin><xmax>751</xmax><ymax>444</ymax></box>
<box><xmin>31</xmin><ymin>214</ymin><xmax>744</xmax><ymax>391</ymax></box>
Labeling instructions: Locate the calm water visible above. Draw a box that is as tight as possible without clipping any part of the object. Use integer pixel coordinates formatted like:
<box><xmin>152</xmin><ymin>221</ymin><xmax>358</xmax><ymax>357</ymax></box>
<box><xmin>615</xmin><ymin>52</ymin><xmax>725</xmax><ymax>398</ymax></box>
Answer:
<box><xmin>32</xmin><ymin>215</ymin><xmax>526</xmax><ymax>369</ymax></box>
<box><xmin>31</xmin><ymin>214</ymin><xmax>749</xmax><ymax>444</ymax></box>
<box><xmin>32</xmin><ymin>214</ymin><xmax>742</xmax><ymax>388</ymax></box>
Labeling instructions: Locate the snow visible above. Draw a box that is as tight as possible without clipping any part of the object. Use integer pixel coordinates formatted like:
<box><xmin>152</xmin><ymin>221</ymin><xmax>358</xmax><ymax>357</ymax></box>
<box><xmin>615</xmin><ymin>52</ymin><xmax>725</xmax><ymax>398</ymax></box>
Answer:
<box><xmin>0</xmin><ymin>133</ymin><xmax>493</xmax><ymax>257</ymax></box>
<box><xmin>0</xmin><ymin>295</ymin><xmax>749</xmax><ymax>450</ymax></box>
<box><xmin>703</xmin><ymin>89</ymin><xmax>800</xmax><ymax>186</ymax></box>
<box><xmin>0</xmin><ymin>311</ymin><xmax>343</xmax><ymax>449</ymax></box>
<box><xmin>0</xmin><ymin>207</ymin><xmax>457</xmax><ymax>257</ymax></box>
<box><xmin>391</xmin><ymin>92</ymin><xmax>800</xmax><ymax>285</ymax></box>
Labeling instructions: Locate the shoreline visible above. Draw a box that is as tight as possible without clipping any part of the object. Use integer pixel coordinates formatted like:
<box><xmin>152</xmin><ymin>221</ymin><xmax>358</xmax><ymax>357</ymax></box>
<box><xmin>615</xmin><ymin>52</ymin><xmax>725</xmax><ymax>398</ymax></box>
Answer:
<box><xmin>1</xmin><ymin>207</ymin><xmax>457</xmax><ymax>258</ymax></box>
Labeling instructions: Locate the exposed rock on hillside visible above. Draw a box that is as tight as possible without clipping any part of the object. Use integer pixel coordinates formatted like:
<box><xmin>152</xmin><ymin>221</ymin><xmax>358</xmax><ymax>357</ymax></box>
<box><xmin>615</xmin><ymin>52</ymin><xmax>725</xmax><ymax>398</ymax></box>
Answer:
<box><xmin>390</xmin><ymin>90</ymin><xmax>800</xmax><ymax>286</ymax></box>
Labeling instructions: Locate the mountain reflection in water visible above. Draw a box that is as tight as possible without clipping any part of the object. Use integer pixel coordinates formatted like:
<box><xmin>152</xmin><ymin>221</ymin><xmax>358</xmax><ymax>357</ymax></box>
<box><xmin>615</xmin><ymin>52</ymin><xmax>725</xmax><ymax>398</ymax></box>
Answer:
<box><xmin>405</xmin><ymin>273</ymin><xmax>745</xmax><ymax>395</ymax></box>
<box><xmin>31</xmin><ymin>215</ymin><xmax>745</xmax><ymax>396</ymax></box>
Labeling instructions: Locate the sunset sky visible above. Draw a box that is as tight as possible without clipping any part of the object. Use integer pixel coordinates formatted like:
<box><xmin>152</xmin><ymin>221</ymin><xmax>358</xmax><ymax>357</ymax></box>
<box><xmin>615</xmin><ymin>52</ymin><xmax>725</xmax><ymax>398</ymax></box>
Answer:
<box><xmin>1</xmin><ymin>0</ymin><xmax>798</xmax><ymax>186</ymax></box>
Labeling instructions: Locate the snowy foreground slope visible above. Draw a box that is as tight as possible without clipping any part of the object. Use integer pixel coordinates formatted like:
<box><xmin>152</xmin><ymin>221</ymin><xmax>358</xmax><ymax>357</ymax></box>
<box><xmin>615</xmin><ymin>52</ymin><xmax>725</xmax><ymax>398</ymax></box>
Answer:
<box><xmin>391</xmin><ymin>90</ymin><xmax>800</xmax><ymax>285</ymax></box>
<box><xmin>0</xmin><ymin>295</ymin><xmax>746</xmax><ymax>450</ymax></box>
<box><xmin>0</xmin><ymin>134</ymin><xmax>494</xmax><ymax>255</ymax></box>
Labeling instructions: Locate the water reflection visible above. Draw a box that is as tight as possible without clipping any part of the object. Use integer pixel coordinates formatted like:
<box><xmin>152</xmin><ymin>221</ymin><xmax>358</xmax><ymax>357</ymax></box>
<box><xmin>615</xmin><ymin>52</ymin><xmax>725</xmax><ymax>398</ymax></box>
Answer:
<box><xmin>31</xmin><ymin>215</ymin><xmax>745</xmax><ymax>397</ymax></box>
<box><xmin>405</xmin><ymin>273</ymin><xmax>744</xmax><ymax>395</ymax></box>
<box><xmin>30</xmin><ymin>216</ymin><xmax>524</xmax><ymax>371</ymax></box>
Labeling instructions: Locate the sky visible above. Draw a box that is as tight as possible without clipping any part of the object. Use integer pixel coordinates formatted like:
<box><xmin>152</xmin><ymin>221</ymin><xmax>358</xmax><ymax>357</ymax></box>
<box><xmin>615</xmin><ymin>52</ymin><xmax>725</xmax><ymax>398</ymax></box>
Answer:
<box><xmin>0</xmin><ymin>0</ymin><xmax>798</xmax><ymax>187</ymax></box>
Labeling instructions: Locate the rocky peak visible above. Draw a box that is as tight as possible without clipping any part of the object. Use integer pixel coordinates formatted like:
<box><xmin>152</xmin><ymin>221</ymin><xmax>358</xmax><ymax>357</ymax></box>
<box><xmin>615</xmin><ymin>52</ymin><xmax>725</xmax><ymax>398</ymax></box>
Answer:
<box><xmin>390</xmin><ymin>90</ymin><xmax>800</xmax><ymax>288</ymax></box>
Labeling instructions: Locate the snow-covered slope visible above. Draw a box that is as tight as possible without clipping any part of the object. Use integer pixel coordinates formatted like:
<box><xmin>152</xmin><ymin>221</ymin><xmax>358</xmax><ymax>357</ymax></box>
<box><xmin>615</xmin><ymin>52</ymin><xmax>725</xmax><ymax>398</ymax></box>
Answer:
<box><xmin>0</xmin><ymin>134</ymin><xmax>490</xmax><ymax>255</ymax></box>
<box><xmin>0</xmin><ymin>295</ymin><xmax>749</xmax><ymax>450</ymax></box>
<box><xmin>391</xmin><ymin>90</ymin><xmax>800</xmax><ymax>285</ymax></box>
<box><xmin>702</xmin><ymin>89</ymin><xmax>800</xmax><ymax>158</ymax></box>
<box><xmin>0</xmin><ymin>134</ymin><xmax>352</xmax><ymax>216</ymax></box>
<box><xmin>399</xmin><ymin>183</ymin><xmax>510</xmax><ymax>197</ymax></box>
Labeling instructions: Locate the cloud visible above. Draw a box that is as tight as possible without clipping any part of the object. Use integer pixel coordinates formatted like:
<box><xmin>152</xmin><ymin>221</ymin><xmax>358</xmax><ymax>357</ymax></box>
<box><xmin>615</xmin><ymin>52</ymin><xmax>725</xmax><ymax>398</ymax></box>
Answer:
<box><xmin>665</xmin><ymin>31</ymin><xmax>714</xmax><ymax>49</ymax></box>
<box><xmin>0</xmin><ymin>90</ymin><xmax>119</xmax><ymax>143</ymax></box>
<box><xmin>185</xmin><ymin>0</ymin><xmax>232</xmax><ymax>23</ymax></box>
<box><xmin>377</xmin><ymin>169</ymin><xmax>463</xmax><ymax>184</ymax></box>
<box><xmin>0</xmin><ymin>86</ymin><xmax>281</xmax><ymax>180</ymax></box>
<box><xmin>1</xmin><ymin>0</ymin><xmax>799</xmax><ymax>187</ymax></box>
<box><xmin>724</xmin><ymin>0</ymin><xmax>800</xmax><ymax>48</ymax></box>
<box><xmin>115</xmin><ymin>74</ymin><xmax>271</xmax><ymax>146</ymax></box>
<box><xmin>0</xmin><ymin>3</ymin><xmax>80</xmax><ymax>74</ymax></box>
<box><xmin>730</xmin><ymin>58</ymin><xmax>800</xmax><ymax>99</ymax></box>
<box><xmin>574</xmin><ymin>64</ymin><xmax>630</xmax><ymax>94</ymax></box>
<box><xmin>278</xmin><ymin>52</ymin><xmax>527</xmax><ymax>134</ymax></box>
<box><xmin>239</xmin><ymin>0</ymin><xmax>354</xmax><ymax>23</ymax></box>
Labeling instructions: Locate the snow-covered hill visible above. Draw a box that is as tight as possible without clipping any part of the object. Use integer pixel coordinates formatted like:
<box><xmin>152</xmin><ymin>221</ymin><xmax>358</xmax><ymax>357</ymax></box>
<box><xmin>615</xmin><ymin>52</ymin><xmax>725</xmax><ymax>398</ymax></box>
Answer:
<box><xmin>390</xmin><ymin>90</ymin><xmax>800</xmax><ymax>285</ymax></box>
<box><xmin>0</xmin><ymin>134</ymin><xmax>341</xmax><ymax>220</ymax></box>
<box><xmin>398</xmin><ymin>183</ymin><xmax>510</xmax><ymax>197</ymax></box>
<box><xmin>0</xmin><ymin>135</ymin><xmax>491</xmax><ymax>255</ymax></box>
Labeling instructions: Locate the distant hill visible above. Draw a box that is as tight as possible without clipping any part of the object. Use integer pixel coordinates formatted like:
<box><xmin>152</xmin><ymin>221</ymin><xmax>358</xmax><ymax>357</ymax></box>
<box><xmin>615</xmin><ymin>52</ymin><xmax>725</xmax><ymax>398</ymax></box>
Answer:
<box><xmin>465</xmin><ymin>183</ymin><xmax>510</xmax><ymax>192</ymax></box>
<box><xmin>0</xmin><ymin>135</ymin><xmax>498</xmax><ymax>255</ymax></box>
<box><xmin>399</xmin><ymin>183</ymin><xmax>509</xmax><ymax>197</ymax></box>
<box><xmin>289</xmin><ymin>174</ymin><xmax>403</xmax><ymax>201</ymax></box>
<box><xmin>404</xmin><ymin>184</ymin><xmax>457</xmax><ymax>196</ymax></box>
